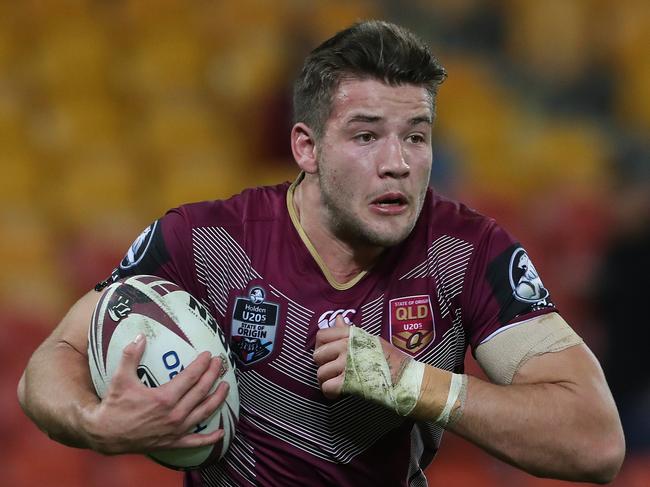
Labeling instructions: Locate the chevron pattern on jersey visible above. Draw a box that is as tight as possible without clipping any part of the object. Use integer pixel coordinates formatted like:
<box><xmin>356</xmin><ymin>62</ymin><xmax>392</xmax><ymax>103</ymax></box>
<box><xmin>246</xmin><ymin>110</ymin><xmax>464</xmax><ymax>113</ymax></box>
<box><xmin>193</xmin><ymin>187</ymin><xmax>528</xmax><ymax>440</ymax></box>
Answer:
<box><xmin>193</xmin><ymin>226</ymin><xmax>262</xmax><ymax>317</ymax></box>
<box><xmin>267</xmin><ymin>284</ymin><xmax>319</xmax><ymax>389</ymax></box>
<box><xmin>202</xmin><ymin>429</ymin><xmax>257</xmax><ymax>486</ymax></box>
<box><xmin>360</xmin><ymin>293</ymin><xmax>383</xmax><ymax>336</ymax></box>
<box><xmin>399</xmin><ymin>235</ymin><xmax>473</xmax><ymax>319</ymax></box>
<box><xmin>417</xmin><ymin>307</ymin><xmax>465</xmax><ymax>368</ymax></box>
<box><xmin>201</xmin><ymin>463</ymin><xmax>244</xmax><ymax>487</ymax></box>
<box><xmin>402</xmin><ymin>311</ymin><xmax>465</xmax><ymax>487</ymax></box>
<box><xmin>238</xmin><ymin>369</ymin><xmax>404</xmax><ymax>463</ymax></box>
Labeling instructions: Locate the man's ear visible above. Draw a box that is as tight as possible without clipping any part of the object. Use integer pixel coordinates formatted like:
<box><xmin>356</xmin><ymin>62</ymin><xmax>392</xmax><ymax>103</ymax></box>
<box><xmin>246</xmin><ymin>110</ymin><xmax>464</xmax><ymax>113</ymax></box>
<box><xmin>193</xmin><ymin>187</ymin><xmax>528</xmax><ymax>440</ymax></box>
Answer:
<box><xmin>291</xmin><ymin>123</ymin><xmax>318</xmax><ymax>174</ymax></box>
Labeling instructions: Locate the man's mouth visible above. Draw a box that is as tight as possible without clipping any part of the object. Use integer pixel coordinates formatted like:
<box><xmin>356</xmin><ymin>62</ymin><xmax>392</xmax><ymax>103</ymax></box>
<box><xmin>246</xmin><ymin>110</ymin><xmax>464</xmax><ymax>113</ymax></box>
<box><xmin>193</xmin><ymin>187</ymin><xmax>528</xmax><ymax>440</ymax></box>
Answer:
<box><xmin>369</xmin><ymin>193</ymin><xmax>408</xmax><ymax>214</ymax></box>
<box><xmin>371</xmin><ymin>192</ymin><xmax>407</xmax><ymax>205</ymax></box>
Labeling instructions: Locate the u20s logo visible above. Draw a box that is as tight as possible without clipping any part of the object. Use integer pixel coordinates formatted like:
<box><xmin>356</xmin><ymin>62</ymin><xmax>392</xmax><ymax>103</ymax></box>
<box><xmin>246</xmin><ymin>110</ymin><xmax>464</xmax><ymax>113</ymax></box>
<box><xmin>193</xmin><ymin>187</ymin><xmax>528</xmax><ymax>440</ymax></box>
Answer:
<box><xmin>389</xmin><ymin>295</ymin><xmax>434</xmax><ymax>356</ymax></box>
<box><xmin>230</xmin><ymin>286</ymin><xmax>280</xmax><ymax>365</ymax></box>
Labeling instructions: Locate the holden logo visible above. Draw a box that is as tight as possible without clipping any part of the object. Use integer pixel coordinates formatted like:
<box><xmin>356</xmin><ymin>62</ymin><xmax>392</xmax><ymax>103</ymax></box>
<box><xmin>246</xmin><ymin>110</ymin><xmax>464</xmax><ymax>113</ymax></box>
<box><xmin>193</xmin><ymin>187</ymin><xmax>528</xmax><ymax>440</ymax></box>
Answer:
<box><xmin>317</xmin><ymin>309</ymin><xmax>356</xmax><ymax>329</ymax></box>
<box><xmin>509</xmin><ymin>248</ymin><xmax>549</xmax><ymax>303</ymax></box>
<box><xmin>249</xmin><ymin>286</ymin><xmax>266</xmax><ymax>304</ymax></box>
<box><xmin>120</xmin><ymin>221</ymin><xmax>157</xmax><ymax>269</ymax></box>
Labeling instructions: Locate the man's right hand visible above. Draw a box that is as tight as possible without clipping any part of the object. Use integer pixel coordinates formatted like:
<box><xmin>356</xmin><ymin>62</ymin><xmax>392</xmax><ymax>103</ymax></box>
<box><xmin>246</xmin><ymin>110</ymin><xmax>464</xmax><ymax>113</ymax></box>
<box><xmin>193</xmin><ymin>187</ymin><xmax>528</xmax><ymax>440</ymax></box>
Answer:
<box><xmin>82</xmin><ymin>334</ymin><xmax>229</xmax><ymax>455</ymax></box>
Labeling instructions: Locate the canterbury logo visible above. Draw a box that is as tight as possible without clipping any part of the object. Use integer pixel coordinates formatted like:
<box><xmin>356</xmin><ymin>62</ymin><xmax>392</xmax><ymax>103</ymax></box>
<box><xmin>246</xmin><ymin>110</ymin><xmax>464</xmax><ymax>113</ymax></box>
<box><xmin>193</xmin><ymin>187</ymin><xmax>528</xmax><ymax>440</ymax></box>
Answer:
<box><xmin>317</xmin><ymin>309</ymin><xmax>356</xmax><ymax>329</ymax></box>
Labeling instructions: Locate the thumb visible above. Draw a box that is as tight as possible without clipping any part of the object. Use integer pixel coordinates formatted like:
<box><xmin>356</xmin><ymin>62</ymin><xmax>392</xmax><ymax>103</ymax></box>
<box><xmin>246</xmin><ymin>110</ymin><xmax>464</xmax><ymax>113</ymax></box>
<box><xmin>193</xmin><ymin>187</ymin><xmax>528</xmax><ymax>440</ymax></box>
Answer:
<box><xmin>117</xmin><ymin>333</ymin><xmax>146</xmax><ymax>377</ymax></box>
<box><xmin>334</xmin><ymin>314</ymin><xmax>348</xmax><ymax>328</ymax></box>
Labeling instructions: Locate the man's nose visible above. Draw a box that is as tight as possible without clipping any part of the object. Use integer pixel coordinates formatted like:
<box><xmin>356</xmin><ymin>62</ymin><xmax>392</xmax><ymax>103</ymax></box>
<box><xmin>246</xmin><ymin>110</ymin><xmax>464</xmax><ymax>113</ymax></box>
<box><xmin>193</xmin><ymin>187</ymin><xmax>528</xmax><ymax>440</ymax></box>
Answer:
<box><xmin>378</xmin><ymin>135</ymin><xmax>410</xmax><ymax>178</ymax></box>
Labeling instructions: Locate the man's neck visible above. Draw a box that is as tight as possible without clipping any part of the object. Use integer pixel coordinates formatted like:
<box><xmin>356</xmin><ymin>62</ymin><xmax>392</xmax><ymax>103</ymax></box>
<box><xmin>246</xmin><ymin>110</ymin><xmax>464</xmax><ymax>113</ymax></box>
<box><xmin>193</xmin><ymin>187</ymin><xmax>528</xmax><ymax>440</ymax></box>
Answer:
<box><xmin>292</xmin><ymin>176</ymin><xmax>384</xmax><ymax>284</ymax></box>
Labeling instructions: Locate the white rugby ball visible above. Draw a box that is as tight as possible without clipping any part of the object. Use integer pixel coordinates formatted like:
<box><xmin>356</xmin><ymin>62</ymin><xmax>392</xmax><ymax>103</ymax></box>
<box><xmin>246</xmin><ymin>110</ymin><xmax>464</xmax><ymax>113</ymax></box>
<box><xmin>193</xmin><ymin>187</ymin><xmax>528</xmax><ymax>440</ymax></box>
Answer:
<box><xmin>88</xmin><ymin>275</ymin><xmax>239</xmax><ymax>470</ymax></box>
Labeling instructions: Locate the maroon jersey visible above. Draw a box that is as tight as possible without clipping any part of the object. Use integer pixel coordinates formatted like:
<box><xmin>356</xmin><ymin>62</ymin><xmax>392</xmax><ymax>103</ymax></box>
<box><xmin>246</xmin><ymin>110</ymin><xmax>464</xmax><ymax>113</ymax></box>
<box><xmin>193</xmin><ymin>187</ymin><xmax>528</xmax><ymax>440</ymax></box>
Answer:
<box><xmin>100</xmin><ymin>179</ymin><xmax>556</xmax><ymax>486</ymax></box>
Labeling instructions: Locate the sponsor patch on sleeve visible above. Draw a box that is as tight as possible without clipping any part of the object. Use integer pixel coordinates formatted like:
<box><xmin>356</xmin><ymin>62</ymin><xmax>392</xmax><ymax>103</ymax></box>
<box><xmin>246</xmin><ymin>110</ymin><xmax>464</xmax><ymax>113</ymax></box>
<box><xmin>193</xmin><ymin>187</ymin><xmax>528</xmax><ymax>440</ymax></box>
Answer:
<box><xmin>120</xmin><ymin>221</ymin><xmax>158</xmax><ymax>270</ymax></box>
<box><xmin>95</xmin><ymin>220</ymin><xmax>169</xmax><ymax>291</ymax></box>
<box><xmin>487</xmin><ymin>244</ymin><xmax>554</xmax><ymax>324</ymax></box>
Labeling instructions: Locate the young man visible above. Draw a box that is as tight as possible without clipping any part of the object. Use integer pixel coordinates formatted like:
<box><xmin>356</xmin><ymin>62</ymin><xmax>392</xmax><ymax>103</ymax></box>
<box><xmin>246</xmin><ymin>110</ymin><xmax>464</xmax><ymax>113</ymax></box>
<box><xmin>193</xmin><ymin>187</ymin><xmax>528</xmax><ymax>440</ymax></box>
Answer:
<box><xmin>18</xmin><ymin>20</ymin><xmax>624</xmax><ymax>486</ymax></box>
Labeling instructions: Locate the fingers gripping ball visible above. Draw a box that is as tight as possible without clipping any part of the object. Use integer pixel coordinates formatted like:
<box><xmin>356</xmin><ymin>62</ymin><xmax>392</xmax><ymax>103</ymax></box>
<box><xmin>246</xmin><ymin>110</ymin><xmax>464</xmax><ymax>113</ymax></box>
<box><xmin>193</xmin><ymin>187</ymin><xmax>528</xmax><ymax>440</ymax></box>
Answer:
<box><xmin>88</xmin><ymin>275</ymin><xmax>239</xmax><ymax>470</ymax></box>
<box><xmin>341</xmin><ymin>326</ymin><xmax>467</xmax><ymax>427</ymax></box>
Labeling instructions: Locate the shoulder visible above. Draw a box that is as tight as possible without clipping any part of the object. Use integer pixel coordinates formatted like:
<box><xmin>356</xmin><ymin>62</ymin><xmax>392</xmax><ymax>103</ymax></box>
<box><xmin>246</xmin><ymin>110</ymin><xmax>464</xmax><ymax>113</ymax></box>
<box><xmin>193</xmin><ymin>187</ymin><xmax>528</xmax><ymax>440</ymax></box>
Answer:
<box><xmin>395</xmin><ymin>190</ymin><xmax>501</xmax><ymax>283</ymax></box>
<box><xmin>421</xmin><ymin>190</ymin><xmax>498</xmax><ymax>244</ymax></box>
<box><xmin>163</xmin><ymin>181</ymin><xmax>292</xmax><ymax>230</ymax></box>
<box><xmin>425</xmin><ymin>192</ymin><xmax>525</xmax><ymax>274</ymax></box>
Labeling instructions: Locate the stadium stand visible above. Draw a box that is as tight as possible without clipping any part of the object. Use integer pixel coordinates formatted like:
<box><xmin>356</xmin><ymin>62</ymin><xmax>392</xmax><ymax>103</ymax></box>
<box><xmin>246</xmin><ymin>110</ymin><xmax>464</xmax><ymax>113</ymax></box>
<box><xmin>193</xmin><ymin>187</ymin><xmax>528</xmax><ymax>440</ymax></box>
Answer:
<box><xmin>4</xmin><ymin>1</ymin><xmax>648</xmax><ymax>485</ymax></box>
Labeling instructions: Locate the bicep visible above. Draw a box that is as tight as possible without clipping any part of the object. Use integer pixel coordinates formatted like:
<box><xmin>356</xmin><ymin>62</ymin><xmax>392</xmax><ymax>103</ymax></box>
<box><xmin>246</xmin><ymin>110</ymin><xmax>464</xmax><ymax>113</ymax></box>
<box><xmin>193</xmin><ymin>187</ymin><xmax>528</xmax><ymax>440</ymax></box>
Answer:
<box><xmin>475</xmin><ymin>312</ymin><xmax>583</xmax><ymax>385</ymax></box>
<box><xmin>42</xmin><ymin>290</ymin><xmax>103</xmax><ymax>357</ymax></box>
<box><xmin>19</xmin><ymin>290</ymin><xmax>102</xmax><ymax>408</ymax></box>
<box><xmin>475</xmin><ymin>311</ymin><xmax>610</xmax><ymax>393</ymax></box>
<box><xmin>513</xmin><ymin>342</ymin><xmax>606</xmax><ymax>388</ymax></box>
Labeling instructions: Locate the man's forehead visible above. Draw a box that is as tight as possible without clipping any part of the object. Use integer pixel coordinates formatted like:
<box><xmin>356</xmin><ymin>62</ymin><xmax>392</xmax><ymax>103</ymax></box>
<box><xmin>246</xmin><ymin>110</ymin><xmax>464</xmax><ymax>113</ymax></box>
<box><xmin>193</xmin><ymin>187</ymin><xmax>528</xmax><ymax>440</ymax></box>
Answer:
<box><xmin>330</xmin><ymin>78</ymin><xmax>433</xmax><ymax>121</ymax></box>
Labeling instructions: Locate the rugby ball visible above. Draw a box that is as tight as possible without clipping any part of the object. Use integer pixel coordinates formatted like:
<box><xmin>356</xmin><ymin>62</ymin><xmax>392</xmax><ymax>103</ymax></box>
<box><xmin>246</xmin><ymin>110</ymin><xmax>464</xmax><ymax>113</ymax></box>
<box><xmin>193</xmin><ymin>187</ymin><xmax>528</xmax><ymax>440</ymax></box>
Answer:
<box><xmin>88</xmin><ymin>275</ymin><xmax>239</xmax><ymax>470</ymax></box>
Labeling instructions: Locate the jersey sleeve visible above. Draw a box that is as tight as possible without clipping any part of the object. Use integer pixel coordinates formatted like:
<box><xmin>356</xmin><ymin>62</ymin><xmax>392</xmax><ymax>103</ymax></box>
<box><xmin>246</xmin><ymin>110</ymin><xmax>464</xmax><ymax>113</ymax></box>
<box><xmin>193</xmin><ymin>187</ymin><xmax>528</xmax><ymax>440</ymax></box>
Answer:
<box><xmin>95</xmin><ymin>207</ymin><xmax>201</xmax><ymax>298</ymax></box>
<box><xmin>463</xmin><ymin>220</ymin><xmax>557</xmax><ymax>354</ymax></box>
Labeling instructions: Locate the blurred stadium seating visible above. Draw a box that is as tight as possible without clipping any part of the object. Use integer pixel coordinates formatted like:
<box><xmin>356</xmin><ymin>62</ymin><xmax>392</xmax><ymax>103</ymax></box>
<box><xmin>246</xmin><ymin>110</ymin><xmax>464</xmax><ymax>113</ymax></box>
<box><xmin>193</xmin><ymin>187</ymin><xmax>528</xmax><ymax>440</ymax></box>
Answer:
<box><xmin>3</xmin><ymin>0</ymin><xmax>648</xmax><ymax>485</ymax></box>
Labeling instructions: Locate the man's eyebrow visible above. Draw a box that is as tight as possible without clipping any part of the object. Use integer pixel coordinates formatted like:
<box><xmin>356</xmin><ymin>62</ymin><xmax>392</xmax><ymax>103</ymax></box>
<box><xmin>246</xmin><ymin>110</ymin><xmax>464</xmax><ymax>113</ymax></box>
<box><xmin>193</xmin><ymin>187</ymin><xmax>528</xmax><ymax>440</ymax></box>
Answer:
<box><xmin>346</xmin><ymin>114</ymin><xmax>383</xmax><ymax>124</ymax></box>
<box><xmin>410</xmin><ymin>115</ymin><xmax>432</xmax><ymax>126</ymax></box>
<box><xmin>344</xmin><ymin>114</ymin><xmax>432</xmax><ymax>125</ymax></box>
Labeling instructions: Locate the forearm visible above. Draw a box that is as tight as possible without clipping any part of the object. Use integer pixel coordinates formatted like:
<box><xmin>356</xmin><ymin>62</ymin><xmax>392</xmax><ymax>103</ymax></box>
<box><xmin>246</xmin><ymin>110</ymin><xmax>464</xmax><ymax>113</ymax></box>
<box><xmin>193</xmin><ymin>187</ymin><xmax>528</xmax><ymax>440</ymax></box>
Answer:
<box><xmin>19</xmin><ymin>340</ymin><xmax>99</xmax><ymax>449</ymax></box>
<box><xmin>314</xmin><ymin>322</ymin><xmax>624</xmax><ymax>482</ymax></box>
<box><xmin>443</xmin><ymin>374</ymin><xmax>620</xmax><ymax>482</ymax></box>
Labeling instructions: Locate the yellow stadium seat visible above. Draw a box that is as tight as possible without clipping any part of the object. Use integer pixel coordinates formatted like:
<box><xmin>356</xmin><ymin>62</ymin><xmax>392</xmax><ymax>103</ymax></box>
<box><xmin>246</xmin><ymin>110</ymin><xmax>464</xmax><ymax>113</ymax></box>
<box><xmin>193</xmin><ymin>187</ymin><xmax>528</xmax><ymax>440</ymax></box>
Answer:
<box><xmin>308</xmin><ymin>0</ymin><xmax>379</xmax><ymax>41</ymax></box>
<box><xmin>139</xmin><ymin>100</ymin><xmax>245</xmax><ymax>162</ymax></box>
<box><xmin>436</xmin><ymin>57</ymin><xmax>527</xmax><ymax>197</ymax></box>
<box><xmin>505</xmin><ymin>0</ymin><xmax>593</xmax><ymax>84</ymax></box>
<box><xmin>49</xmin><ymin>150</ymin><xmax>141</xmax><ymax>228</ymax></box>
<box><xmin>30</xmin><ymin>96</ymin><xmax>123</xmax><ymax>156</ymax></box>
<box><xmin>0</xmin><ymin>150</ymin><xmax>39</xmax><ymax>206</ymax></box>
<box><xmin>608</xmin><ymin>0</ymin><xmax>650</xmax><ymax>130</ymax></box>
<box><xmin>0</xmin><ymin>205</ymin><xmax>68</xmax><ymax>318</ymax></box>
<box><xmin>156</xmin><ymin>154</ymin><xmax>251</xmax><ymax>209</ymax></box>
<box><xmin>124</xmin><ymin>29</ymin><xmax>205</xmax><ymax>98</ymax></box>
<box><xmin>512</xmin><ymin>118</ymin><xmax>608</xmax><ymax>194</ymax></box>
<box><xmin>25</xmin><ymin>17</ymin><xmax>111</xmax><ymax>97</ymax></box>
<box><xmin>617</xmin><ymin>62</ymin><xmax>650</xmax><ymax>130</ymax></box>
<box><xmin>205</xmin><ymin>27</ymin><xmax>290</xmax><ymax>111</ymax></box>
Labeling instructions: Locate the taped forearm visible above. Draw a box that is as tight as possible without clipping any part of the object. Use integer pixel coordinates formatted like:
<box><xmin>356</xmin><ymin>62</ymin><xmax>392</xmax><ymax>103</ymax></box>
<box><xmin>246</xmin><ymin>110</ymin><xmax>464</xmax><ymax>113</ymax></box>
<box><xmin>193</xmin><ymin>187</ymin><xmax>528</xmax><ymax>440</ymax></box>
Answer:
<box><xmin>341</xmin><ymin>326</ymin><xmax>467</xmax><ymax>427</ymax></box>
<box><xmin>411</xmin><ymin>366</ymin><xmax>467</xmax><ymax>426</ymax></box>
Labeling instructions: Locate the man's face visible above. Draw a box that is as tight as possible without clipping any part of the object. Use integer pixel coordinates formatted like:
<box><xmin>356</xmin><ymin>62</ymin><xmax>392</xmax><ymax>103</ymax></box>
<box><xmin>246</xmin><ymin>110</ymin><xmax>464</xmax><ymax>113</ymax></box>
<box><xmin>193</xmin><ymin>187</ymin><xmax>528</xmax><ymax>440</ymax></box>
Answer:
<box><xmin>316</xmin><ymin>78</ymin><xmax>433</xmax><ymax>248</ymax></box>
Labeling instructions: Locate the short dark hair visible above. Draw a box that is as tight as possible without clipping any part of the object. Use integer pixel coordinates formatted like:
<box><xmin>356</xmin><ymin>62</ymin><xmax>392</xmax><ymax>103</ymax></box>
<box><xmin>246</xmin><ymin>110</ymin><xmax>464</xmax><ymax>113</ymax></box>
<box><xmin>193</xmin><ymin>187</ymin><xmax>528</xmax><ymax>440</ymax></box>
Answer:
<box><xmin>293</xmin><ymin>20</ymin><xmax>447</xmax><ymax>140</ymax></box>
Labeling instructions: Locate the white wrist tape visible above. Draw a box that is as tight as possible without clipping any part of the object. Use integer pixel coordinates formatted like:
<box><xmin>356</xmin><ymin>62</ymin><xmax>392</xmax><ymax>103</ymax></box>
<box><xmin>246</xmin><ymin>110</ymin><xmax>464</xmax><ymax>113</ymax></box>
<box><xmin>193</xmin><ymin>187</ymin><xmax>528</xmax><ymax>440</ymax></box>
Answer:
<box><xmin>341</xmin><ymin>326</ymin><xmax>425</xmax><ymax>416</ymax></box>
<box><xmin>435</xmin><ymin>372</ymin><xmax>466</xmax><ymax>427</ymax></box>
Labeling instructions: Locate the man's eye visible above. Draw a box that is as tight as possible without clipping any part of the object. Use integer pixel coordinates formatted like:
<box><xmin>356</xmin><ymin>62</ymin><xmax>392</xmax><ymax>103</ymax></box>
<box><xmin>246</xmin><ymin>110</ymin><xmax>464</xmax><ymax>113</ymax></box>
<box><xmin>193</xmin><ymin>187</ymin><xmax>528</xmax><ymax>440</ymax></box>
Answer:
<box><xmin>408</xmin><ymin>134</ymin><xmax>425</xmax><ymax>143</ymax></box>
<box><xmin>356</xmin><ymin>133</ymin><xmax>375</xmax><ymax>143</ymax></box>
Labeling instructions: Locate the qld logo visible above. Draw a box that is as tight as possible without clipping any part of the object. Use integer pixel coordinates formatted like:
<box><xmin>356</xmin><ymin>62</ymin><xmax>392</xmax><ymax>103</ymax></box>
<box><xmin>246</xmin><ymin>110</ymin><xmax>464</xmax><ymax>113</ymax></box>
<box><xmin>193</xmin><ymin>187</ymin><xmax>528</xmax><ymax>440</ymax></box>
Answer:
<box><xmin>389</xmin><ymin>295</ymin><xmax>434</xmax><ymax>356</ymax></box>
<box><xmin>509</xmin><ymin>248</ymin><xmax>549</xmax><ymax>304</ymax></box>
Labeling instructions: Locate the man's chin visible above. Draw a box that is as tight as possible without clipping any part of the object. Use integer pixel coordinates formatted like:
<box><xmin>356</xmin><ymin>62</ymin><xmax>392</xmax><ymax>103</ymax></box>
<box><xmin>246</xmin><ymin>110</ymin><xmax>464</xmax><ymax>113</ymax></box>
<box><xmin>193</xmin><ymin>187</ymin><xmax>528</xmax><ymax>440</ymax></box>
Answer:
<box><xmin>358</xmin><ymin>221</ymin><xmax>414</xmax><ymax>248</ymax></box>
